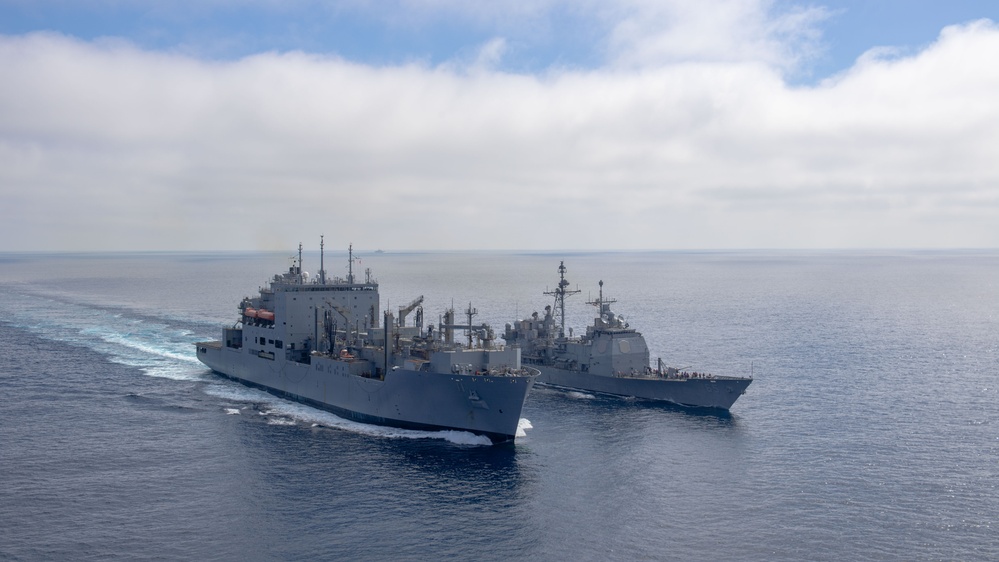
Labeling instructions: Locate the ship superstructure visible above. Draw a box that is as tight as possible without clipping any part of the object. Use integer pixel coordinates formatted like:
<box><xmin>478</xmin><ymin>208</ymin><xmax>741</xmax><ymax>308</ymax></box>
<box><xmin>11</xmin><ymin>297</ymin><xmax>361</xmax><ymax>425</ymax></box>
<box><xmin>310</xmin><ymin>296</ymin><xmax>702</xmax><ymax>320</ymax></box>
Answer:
<box><xmin>503</xmin><ymin>261</ymin><xmax>751</xmax><ymax>410</ymax></box>
<box><xmin>196</xmin><ymin>240</ymin><xmax>537</xmax><ymax>443</ymax></box>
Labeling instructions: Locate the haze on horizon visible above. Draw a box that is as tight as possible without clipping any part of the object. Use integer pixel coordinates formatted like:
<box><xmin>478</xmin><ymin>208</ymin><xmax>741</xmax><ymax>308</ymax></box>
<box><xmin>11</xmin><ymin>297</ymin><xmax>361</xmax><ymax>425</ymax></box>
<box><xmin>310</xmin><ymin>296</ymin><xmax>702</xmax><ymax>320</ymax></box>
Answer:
<box><xmin>1</xmin><ymin>1</ymin><xmax>998</xmax><ymax>252</ymax></box>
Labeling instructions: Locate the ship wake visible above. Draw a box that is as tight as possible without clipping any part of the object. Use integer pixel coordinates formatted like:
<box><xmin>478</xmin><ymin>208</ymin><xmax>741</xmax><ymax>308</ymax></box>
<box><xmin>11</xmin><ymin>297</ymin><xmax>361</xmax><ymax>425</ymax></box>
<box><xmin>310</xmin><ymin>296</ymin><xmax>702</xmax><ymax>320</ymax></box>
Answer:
<box><xmin>1</xmin><ymin>289</ymin><xmax>214</xmax><ymax>381</ymax></box>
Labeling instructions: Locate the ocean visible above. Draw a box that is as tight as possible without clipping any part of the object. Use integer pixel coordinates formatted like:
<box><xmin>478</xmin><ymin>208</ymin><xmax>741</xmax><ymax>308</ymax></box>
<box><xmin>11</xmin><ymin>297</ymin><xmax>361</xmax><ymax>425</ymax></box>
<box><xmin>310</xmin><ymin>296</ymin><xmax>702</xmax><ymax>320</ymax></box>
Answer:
<box><xmin>1</xmin><ymin>249</ymin><xmax>996</xmax><ymax>561</ymax></box>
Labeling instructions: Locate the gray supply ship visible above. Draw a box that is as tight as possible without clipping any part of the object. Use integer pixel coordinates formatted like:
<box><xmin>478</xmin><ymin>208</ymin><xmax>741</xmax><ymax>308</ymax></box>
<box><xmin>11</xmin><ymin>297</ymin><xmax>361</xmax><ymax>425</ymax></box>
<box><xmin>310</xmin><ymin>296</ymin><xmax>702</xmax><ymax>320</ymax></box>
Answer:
<box><xmin>503</xmin><ymin>262</ymin><xmax>751</xmax><ymax>410</ymax></box>
<box><xmin>196</xmin><ymin>241</ymin><xmax>538</xmax><ymax>443</ymax></box>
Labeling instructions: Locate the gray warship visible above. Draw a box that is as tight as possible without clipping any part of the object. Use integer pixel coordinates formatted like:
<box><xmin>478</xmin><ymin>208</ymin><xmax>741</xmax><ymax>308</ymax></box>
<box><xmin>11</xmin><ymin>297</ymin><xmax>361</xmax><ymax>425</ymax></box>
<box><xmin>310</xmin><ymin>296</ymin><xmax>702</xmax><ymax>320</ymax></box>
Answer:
<box><xmin>503</xmin><ymin>262</ymin><xmax>751</xmax><ymax>410</ymax></box>
<box><xmin>195</xmin><ymin>241</ymin><xmax>538</xmax><ymax>443</ymax></box>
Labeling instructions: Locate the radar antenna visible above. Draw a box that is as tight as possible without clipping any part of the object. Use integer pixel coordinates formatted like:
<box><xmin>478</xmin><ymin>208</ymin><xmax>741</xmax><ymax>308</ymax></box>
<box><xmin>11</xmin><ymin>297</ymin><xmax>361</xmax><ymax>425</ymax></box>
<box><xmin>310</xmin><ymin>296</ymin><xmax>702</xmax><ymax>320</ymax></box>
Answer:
<box><xmin>587</xmin><ymin>280</ymin><xmax>617</xmax><ymax>317</ymax></box>
<box><xmin>544</xmin><ymin>261</ymin><xmax>580</xmax><ymax>339</ymax></box>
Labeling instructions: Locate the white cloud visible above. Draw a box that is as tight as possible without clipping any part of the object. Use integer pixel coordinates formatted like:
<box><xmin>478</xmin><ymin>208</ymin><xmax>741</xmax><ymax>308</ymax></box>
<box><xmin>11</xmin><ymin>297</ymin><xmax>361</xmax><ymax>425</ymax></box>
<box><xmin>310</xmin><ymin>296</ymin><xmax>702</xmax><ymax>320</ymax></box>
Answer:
<box><xmin>604</xmin><ymin>0</ymin><xmax>830</xmax><ymax>72</ymax></box>
<box><xmin>0</xmin><ymin>10</ymin><xmax>998</xmax><ymax>251</ymax></box>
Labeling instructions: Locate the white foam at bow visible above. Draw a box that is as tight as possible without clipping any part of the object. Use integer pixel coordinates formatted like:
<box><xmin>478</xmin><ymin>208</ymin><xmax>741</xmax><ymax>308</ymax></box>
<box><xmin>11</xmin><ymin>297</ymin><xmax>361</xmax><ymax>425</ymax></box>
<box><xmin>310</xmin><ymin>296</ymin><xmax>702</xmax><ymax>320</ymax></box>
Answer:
<box><xmin>516</xmin><ymin>418</ymin><xmax>533</xmax><ymax>438</ymax></box>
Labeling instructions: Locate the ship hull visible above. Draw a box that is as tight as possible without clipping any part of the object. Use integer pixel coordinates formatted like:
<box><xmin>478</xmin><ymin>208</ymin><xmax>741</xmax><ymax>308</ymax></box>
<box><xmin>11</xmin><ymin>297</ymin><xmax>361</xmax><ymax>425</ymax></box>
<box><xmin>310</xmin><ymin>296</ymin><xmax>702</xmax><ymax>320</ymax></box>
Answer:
<box><xmin>535</xmin><ymin>366</ymin><xmax>751</xmax><ymax>410</ymax></box>
<box><xmin>197</xmin><ymin>342</ymin><xmax>536</xmax><ymax>443</ymax></box>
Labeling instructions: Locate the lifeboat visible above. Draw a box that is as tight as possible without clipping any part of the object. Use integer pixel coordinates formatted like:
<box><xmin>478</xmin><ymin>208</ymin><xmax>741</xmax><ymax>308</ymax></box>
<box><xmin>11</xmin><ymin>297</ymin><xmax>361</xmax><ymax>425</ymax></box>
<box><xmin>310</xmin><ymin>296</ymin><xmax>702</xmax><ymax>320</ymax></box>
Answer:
<box><xmin>244</xmin><ymin>307</ymin><xmax>258</xmax><ymax>318</ymax></box>
<box><xmin>257</xmin><ymin>309</ymin><xmax>275</xmax><ymax>321</ymax></box>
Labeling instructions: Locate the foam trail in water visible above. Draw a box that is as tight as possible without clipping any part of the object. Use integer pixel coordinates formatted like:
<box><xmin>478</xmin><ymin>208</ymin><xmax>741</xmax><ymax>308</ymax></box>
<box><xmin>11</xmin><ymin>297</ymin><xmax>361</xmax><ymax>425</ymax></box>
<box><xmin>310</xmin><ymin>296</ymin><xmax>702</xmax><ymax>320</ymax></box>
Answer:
<box><xmin>0</xmin><ymin>291</ymin><xmax>210</xmax><ymax>381</ymax></box>
<box><xmin>101</xmin><ymin>330</ymin><xmax>202</xmax><ymax>364</ymax></box>
<box><xmin>567</xmin><ymin>391</ymin><xmax>596</xmax><ymax>400</ymax></box>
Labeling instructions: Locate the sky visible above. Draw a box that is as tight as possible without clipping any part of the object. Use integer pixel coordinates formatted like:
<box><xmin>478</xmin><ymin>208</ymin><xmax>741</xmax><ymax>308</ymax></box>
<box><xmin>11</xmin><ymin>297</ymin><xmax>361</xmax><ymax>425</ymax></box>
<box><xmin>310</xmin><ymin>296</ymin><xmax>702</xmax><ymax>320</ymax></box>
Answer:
<box><xmin>1</xmin><ymin>0</ymin><xmax>998</xmax><ymax>251</ymax></box>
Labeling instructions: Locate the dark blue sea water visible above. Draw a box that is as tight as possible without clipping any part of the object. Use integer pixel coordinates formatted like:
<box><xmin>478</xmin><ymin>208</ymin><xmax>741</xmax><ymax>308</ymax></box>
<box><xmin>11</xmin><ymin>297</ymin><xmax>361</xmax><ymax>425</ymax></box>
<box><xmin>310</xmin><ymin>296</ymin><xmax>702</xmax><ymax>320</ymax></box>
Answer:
<box><xmin>1</xmin><ymin>250</ymin><xmax>997</xmax><ymax>561</ymax></box>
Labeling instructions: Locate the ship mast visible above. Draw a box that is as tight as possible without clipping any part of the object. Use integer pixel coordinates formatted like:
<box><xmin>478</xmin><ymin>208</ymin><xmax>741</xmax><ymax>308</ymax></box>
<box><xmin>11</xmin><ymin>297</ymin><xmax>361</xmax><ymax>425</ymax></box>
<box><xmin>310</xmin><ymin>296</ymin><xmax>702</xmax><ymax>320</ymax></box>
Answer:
<box><xmin>298</xmin><ymin>243</ymin><xmax>303</xmax><ymax>284</ymax></box>
<box><xmin>319</xmin><ymin>235</ymin><xmax>326</xmax><ymax>284</ymax></box>
<box><xmin>465</xmin><ymin>303</ymin><xmax>478</xmax><ymax>348</ymax></box>
<box><xmin>588</xmin><ymin>280</ymin><xmax>617</xmax><ymax>316</ymax></box>
<box><xmin>348</xmin><ymin>243</ymin><xmax>355</xmax><ymax>284</ymax></box>
<box><xmin>544</xmin><ymin>261</ymin><xmax>580</xmax><ymax>339</ymax></box>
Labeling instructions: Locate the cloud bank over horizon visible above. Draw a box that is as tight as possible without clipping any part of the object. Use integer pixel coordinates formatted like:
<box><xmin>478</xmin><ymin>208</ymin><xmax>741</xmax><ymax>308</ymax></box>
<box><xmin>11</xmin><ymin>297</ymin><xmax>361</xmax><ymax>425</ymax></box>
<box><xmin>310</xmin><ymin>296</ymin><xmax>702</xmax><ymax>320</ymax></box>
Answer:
<box><xmin>1</xmin><ymin>2</ymin><xmax>998</xmax><ymax>251</ymax></box>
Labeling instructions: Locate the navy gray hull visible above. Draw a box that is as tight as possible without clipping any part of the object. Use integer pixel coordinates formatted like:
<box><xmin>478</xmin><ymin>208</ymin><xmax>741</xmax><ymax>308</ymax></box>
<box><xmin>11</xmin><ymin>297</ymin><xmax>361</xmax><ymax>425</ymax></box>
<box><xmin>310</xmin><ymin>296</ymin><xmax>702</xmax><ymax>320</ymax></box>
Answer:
<box><xmin>535</xmin><ymin>367</ymin><xmax>751</xmax><ymax>410</ymax></box>
<box><xmin>505</xmin><ymin>261</ymin><xmax>752</xmax><ymax>410</ymax></box>
<box><xmin>195</xmin><ymin>242</ymin><xmax>537</xmax><ymax>444</ymax></box>
<box><xmin>198</xmin><ymin>342</ymin><xmax>534</xmax><ymax>442</ymax></box>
